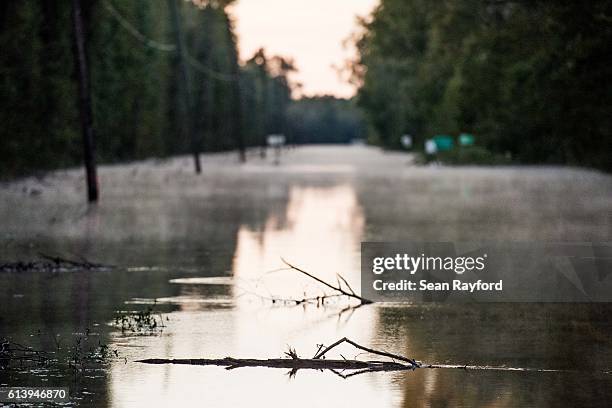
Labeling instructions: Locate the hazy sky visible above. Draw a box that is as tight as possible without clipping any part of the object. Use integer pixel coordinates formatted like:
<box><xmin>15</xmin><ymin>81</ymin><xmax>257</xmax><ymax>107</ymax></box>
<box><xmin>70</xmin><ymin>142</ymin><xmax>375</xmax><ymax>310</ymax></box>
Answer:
<box><xmin>228</xmin><ymin>0</ymin><xmax>379</xmax><ymax>98</ymax></box>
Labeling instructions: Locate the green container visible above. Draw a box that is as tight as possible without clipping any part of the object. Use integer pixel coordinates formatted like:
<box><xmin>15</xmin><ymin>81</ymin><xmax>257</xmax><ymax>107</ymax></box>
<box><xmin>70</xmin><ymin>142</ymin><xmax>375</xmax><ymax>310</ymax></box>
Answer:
<box><xmin>459</xmin><ymin>133</ymin><xmax>475</xmax><ymax>146</ymax></box>
<box><xmin>433</xmin><ymin>135</ymin><xmax>454</xmax><ymax>151</ymax></box>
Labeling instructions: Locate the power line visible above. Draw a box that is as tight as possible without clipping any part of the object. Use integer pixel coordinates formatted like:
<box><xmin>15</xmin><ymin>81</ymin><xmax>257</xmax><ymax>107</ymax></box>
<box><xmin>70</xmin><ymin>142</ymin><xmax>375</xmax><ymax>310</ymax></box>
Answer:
<box><xmin>184</xmin><ymin>52</ymin><xmax>236</xmax><ymax>82</ymax></box>
<box><xmin>102</xmin><ymin>0</ymin><xmax>235</xmax><ymax>82</ymax></box>
<box><xmin>102</xmin><ymin>0</ymin><xmax>176</xmax><ymax>52</ymax></box>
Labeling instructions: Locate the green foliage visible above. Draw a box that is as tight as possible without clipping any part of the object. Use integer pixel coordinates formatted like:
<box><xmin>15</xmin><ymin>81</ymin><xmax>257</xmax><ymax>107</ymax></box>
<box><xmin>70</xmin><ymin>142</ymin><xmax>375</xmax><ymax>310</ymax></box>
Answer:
<box><xmin>355</xmin><ymin>0</ymin><xmax>612</xmax><ymax>170</ymax></box>
<box><xmin>0</xmin><ymin>1</ymin><xmax>79</xmax><ymax>175</ymax></box>
<box><xmin>0</xmin><ymin>0</ymin><xmax>293</xmax><ymax>177</ymax></box>
<box><xmin>437</xmin><ymin>146</ymin><xmax>511</xmax><ymax>166</ymax></box>
<box><xmin>90</xmin><ymin>0</ymin><xmax>169</xmax><ymax>161</ymax></box>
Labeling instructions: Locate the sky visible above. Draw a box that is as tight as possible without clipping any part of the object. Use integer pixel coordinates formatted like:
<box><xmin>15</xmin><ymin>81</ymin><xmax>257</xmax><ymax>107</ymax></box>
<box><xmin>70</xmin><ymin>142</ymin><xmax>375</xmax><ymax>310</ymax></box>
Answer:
<box><xmin>227</xmin><ymin>0</ymin><xmax>379</xmax><ymax>98</ymax></box>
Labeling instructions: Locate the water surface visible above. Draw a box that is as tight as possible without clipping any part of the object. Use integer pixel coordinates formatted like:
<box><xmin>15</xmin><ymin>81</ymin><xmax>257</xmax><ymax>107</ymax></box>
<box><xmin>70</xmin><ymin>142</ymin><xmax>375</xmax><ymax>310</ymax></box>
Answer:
<box><xmin>1</xmin><ymin>146</ymin><xmax>611</xmax><ymax>407</ymax></box>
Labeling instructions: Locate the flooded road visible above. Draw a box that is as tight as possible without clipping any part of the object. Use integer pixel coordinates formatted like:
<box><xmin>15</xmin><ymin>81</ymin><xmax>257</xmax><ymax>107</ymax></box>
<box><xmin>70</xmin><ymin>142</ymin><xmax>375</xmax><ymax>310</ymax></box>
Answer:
<box><xmin>1</xmin><ymin>145</ymin><xmax>612</xmax><ymax>407</ymax></box>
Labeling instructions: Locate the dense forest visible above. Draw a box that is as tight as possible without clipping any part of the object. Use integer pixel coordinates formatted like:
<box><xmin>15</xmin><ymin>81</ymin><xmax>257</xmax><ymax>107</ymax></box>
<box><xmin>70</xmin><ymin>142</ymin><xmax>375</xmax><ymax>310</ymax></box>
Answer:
<box><xmin>354</xmin><ymin>0</ymin><xmax>612</xmax><ymax>170</ymax></box>
<box><xmin>286</xmin><ymin>96</ymin><xmax>365</xmax><ymax>144</ymax></box>
<box><xmin>2</xmin><ymin>0</ymin><xmax>610</xmax><ymax>177</ymax></box>
<box><xmin>0</xmin><ymin>0</ymin><xmax>296</xmax><ymax>177</ymax></box>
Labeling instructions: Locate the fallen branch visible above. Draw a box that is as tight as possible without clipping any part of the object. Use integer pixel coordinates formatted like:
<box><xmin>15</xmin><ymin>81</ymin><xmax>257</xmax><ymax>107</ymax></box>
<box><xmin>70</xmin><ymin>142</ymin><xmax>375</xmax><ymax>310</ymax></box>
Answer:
<box><xmin>137</xmin><ymin>356</ymin><xmax>411</xmax><ymax>372</ymax></box>
<box><xmin>0</xmin><ymin>254</ymin><xmax>112</xmax><ymax>273</ymax></box>
<box><xmin>39</xmin><ymin>253</ymin><xmax>110</xmax><ymax>269</ymax></box>
<box><xmin>137</xmin><ymin>337</ymin><xmax>418</xmax><ymax>375</ymax></box>
<box><xmin>280</xmin><ymin>258</ymin><xmax>372</xmax><ymax>305</ymax></box>
<box><xmin>0</xmin><ymin>339</ymin><xmax>51</xmax><ymax>368</ymax></box>
<box><xmin>136</xmin><ymin>336</ymin><xmax>611</xmax><ymax>378</ymax></box>
<box><xmin>236</xmin><ymin>284</ymin><xmax>346</xmax><ymax>307</ymax></box>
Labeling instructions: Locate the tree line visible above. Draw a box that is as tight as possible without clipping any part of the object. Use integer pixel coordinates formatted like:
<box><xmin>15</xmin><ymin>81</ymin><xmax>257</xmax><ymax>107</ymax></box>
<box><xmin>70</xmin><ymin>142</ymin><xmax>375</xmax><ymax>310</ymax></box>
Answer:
<box><xmin>354</xmin><ymin>0</ymin><xmax>611</xmax><ymax>170</ymax></box>
<box><xmin>287</xmin><ymin>96</ymin><xmax>365</xmax><ymax>145</ymax></box>
<box><xmin>0</xmin><ymin>0</ymin><xmax>296</xmax><ymax>177</ymax></box>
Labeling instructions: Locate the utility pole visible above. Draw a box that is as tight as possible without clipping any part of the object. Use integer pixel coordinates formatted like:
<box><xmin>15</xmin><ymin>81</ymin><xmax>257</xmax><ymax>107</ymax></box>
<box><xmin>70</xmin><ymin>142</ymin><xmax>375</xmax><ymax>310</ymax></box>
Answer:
<box><xmin>224</xmin><ymin>18</ymin><xmax>246</xmax><ymax>163</ymax></box>
<box><xmin>232</xmin><ymin>70</ymin><xmax>246</xmax><ymax>163</ymax></box>
<box><xmin>258</xmin><ymin>62</ymin><xmax>268</xmax><ymax>159</ymax></box>
<box><xmin>71</xmin><ymin>0</ymin><xmax>98</xmax><ymax>202</ymax></box>
<box><xmin>167</xmin><ymin>0</ymin><xmax>201</xmax><ymax>173</ymax></box>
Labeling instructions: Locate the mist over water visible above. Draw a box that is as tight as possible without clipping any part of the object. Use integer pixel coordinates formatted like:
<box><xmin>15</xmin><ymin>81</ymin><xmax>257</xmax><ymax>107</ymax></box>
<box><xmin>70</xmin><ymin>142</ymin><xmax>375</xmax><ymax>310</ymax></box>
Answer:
<box><xmin>1</xmin><ymin>146</ymin><xmax>612</xmax><ymax>406</ymax></box>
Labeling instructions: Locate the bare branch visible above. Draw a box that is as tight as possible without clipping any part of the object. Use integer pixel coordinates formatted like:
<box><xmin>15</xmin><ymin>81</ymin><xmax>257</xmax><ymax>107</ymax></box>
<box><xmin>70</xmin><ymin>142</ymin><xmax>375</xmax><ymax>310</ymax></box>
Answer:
<box><xmin>313</xmin><ymin>337</ymin><xmax>418</xmax><ymax>366</ymax></box>
<box><xmin>336</xmin><ymin>273</ymin><xmax>356</xmax><ymax>296</ymax></box>
<box><xmin>280</xmin><ymin>258</ymin><xmax>372</xmax><ymax>305</ymax></box>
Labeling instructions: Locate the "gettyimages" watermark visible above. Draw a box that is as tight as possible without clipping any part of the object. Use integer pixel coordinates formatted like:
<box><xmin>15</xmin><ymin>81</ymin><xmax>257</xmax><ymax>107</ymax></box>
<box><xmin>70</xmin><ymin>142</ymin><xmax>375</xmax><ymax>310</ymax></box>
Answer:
<box><xmin>371</xmin><ymin>252</ymin><xmax>501</xmax><ymax>293</ymax></box>
<box><xmin>361</xmin><ymin>242</ymin><xmax>612</xmax><ymax>302</ymax></box>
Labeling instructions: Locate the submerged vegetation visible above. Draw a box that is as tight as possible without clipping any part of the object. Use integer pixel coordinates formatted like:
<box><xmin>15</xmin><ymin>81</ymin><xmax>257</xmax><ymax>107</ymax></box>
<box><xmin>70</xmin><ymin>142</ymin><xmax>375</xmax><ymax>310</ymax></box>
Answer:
<box><xmin>1</xmin><ymin>332</ymin><xmax>118</xmax><ymax>373</ymax></box>
<box><xmin>68</xmin><ymin>332</ymin><xmax>119</xmax><ymax>372</ymax></box>
<box><xmin>0</xmin><ymin>339</ymin><xmax>51</xmax><ymax>369</ymax></box>
<box><xmin>419</xmin><ymin>146</ymin><xmax>512</xmax><ymax>166</ymax></box>
<box><xmin>113</xmin><ymin>305</ymin><xmax>167</xmax><ymax>334</ymax></box>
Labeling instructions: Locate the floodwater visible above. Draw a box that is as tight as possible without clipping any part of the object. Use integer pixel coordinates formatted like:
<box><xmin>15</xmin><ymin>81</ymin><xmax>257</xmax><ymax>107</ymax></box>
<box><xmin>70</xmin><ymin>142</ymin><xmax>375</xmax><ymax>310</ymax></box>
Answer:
<box><xmin>1</xmin><ymin>145</ymin><xmax>612</xmax><ymax>407</ymax></box>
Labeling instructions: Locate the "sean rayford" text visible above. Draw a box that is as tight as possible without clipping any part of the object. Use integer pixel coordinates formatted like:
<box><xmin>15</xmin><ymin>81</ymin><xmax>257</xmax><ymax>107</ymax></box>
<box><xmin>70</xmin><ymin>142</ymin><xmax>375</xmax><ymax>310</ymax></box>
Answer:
<box><xmin>373</xmin><ymin>279</ymin><xmax>503</xmax><ymax>292</ymax></box>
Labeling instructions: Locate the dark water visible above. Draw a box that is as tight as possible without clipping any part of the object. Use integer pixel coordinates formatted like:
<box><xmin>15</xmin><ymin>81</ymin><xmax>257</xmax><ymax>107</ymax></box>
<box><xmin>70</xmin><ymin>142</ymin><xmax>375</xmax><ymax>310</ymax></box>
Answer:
<box><xmin>1</xmin><ymin>146</ymin><xmax>612</xmax><ymax>407</ymax></box>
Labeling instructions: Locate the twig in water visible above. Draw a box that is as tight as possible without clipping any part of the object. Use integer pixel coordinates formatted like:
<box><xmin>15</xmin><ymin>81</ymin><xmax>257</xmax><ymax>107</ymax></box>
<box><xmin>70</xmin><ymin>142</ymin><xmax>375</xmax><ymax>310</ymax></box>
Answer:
<box><xmin>280</xmin><ymin>258</ymin><xmax>372</xmax><ymax>305</ymax></box>
<box><xmin>284</xmin><ymin>346</ymin><xmax>299</xmax><ymax>359</ymax></box>
<box><xmin>336</xmin><ymin>274</ymin><xmax>356</xmax><ymax>296</ymax></box>
<box><xmin>313</xmin><ymin>337</ymin><xmax>419</xmax><ymax>367</ymax></box>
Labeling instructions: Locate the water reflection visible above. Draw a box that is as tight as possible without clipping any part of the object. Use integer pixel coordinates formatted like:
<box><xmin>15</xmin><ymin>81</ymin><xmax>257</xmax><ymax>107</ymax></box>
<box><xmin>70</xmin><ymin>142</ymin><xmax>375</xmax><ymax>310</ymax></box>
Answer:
<box><xmin>233</xmin><ymin>184</ymin><xmax>365</xmax><ymax>298</ymax></box>
<box><xmin>108</xmin><ymin>183</ymin><xmax>395</xmax><ymax>407</ymax></box>
<box><xmin>369</xmin><ymin>302</ymin><xmax>612</xmax><ymax>407</ymax></box>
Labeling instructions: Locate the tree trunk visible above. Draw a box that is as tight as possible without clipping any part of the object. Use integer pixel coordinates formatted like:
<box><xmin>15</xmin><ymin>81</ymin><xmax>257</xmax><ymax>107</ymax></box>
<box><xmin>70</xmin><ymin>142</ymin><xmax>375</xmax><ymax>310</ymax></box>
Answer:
<box><xmin>167</xmin><ymin>0</ymin><xmax>201</xmax><ymax>174</ymax></box>
<box><xmin>71</xmin><ymin>0</ymin><xmax>98</xmax><ymax>202</ymax></box>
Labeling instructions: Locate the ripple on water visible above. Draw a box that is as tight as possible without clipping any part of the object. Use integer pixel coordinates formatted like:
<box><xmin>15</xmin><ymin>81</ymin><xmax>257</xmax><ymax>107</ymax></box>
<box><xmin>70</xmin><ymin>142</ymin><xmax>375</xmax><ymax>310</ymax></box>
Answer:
<box><xmin>126</xmin><ymin>296</ymin><xmax>233</xmax><ymax>306</ymax></box>
<box><xmin>168</xmin><ymin>276</ymin><xmax>234</xmax><ymax>285</ymax></box>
